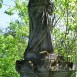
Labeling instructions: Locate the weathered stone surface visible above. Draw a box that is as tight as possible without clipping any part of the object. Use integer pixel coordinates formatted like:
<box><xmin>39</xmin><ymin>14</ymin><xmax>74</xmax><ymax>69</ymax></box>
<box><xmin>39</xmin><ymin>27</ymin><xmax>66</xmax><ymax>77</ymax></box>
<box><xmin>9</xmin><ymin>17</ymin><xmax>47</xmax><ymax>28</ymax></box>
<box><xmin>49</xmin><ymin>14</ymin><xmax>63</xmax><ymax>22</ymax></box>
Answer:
<box><xmin>16</xmin><ymin>60</ymin><xmax>37</xmax><ymax>77</ymax></box>
<box><xmin>15</xmin><ymin>0</ymin><xmax>76</xmax><ymax>77</ymax></box>
<box><xmin>16</xmin><ymin>54</ymin><xmax>76</xmax><ymax>77</ymax></box>
<box><xmin>24</xmin><ymin>0</ymin><xmax>54</xmax><ymax>60</ymax></box>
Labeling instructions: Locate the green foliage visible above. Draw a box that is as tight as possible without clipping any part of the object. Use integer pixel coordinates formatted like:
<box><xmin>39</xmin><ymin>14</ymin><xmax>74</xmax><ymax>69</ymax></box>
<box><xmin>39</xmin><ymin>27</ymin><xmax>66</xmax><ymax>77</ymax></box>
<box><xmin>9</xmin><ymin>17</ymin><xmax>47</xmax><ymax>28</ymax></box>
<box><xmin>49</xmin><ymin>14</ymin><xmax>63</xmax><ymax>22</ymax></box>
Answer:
<box><xmin>0</xmin><ymin>0</ymin><xmax>3</xmax><ymax>8</ymax></box>
<box><xmin>4</xmin><ymin>10</ymin><xmax>14</xmax><ymax>16</ymax></box>
<box><xmin>0</xmin><ymin>34</ymin><xmax>19</xmax><ymax>77</ymax></box>
<box><xmin>0</xmin><ymin>22</ymin><xmax>29</xmax><ymax>76</ymax></box>
<box><xmin>0</xmin><ymin>0</ymin><xmax>29</xmax><ymax>76</ymax></box>
<box><xmin>53</xmin><ymin>0</ymin><xmax>77</xmax><ymax>62</ymax></box>
<box><xmin>15</xmin><ymin>0</ymin><xmax>29</xmax><ymax>24</ymax></box>
<box><xmin>0</xmin><ymin>3</ymin><xmax>2</xmax><ymax>8</ymax></box>
<box><xmin>0</xmin><ymin>0</ymin><xmax>77</xmax><ymax>77</ymax></box>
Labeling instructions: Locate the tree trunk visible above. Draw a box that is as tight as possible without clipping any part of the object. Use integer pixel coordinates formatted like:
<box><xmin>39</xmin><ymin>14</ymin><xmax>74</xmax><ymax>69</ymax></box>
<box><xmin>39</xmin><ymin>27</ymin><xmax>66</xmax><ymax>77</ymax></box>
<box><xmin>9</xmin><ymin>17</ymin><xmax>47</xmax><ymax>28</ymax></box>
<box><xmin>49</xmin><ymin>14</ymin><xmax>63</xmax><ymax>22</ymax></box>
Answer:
<box><xmin>15</xmin><ymin>0</ymin><xmax>75</xmax><ymax>77</ymax></box>
<box><xmin>24</xmin><ymin>0</ymin><xmax>54</xmax><ymax>58</ymax></box>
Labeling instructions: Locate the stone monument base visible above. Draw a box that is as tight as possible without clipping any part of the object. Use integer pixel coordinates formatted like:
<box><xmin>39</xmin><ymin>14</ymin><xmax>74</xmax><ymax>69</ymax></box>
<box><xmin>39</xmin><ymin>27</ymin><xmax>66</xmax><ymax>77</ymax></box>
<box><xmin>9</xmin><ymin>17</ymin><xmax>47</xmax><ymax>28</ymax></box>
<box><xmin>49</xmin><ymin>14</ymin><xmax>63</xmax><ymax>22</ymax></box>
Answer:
<box><xmin>16</xmin><ymin>53</ymin><xmax>76</xmax><ymax>77</ymax></box>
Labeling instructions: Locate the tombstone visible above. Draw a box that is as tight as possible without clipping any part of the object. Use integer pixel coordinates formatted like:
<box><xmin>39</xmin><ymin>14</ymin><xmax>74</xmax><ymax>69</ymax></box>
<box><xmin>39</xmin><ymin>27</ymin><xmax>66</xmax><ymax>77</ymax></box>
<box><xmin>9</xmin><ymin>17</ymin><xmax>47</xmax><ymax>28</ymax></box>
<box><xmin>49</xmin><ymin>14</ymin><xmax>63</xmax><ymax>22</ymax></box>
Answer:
<box><xmin>16</xmin><ymin>0</ymin><xmax>76</xmax><ymax>77</ymax></box>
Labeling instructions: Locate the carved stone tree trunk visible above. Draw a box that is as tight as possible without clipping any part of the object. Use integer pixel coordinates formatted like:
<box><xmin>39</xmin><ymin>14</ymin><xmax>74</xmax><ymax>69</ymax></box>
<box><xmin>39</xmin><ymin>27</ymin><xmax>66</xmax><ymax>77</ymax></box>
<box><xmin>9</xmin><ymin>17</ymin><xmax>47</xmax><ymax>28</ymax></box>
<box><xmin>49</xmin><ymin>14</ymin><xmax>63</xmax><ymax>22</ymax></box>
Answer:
<box><xmin>24</xmin><ymin>0</ymin><xmax>54</xmax><ymax>55</ymax></box>
<box><xmin>16</xmin><ymin>0</ymin><xmax>54</xmax><ymax>77</ymax></box>
<box><xmin>16</xmin><ymin>0</ymin><xmax>75</xmax><ymax>77</ymax></box>
<box><xmin>23</xmin><ymin>0</ymin><xmax>54</xmax><ymax>62</ymax></box>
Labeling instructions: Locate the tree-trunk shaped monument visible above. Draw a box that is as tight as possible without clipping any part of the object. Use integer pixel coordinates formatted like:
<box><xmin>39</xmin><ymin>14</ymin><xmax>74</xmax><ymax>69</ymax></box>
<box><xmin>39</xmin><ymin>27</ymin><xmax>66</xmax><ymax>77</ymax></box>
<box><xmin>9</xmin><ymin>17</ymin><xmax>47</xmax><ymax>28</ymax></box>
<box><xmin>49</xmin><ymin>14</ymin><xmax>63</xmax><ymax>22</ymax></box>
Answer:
<box><xmin>16</xmin><ymin>0</ymin><xmax>76</xmax><ymax>77</ymax></box>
